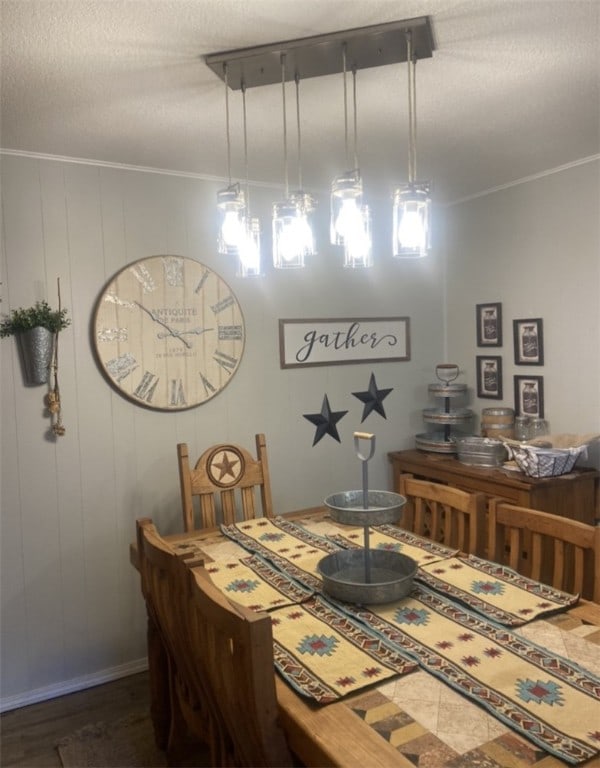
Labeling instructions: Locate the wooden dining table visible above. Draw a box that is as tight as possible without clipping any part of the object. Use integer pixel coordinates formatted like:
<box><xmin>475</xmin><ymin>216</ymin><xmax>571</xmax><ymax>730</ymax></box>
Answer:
<box><xmin>130</xmin><ymin>506</ymin><xmax>600</xmax><ymax>768</ymax></box>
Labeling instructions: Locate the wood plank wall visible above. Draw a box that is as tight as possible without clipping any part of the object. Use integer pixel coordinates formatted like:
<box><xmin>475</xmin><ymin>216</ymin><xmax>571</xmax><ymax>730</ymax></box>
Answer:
<box><xmin>1</xmin><ymin>154</ymin><xmax>443</xmax><ymax>708</ymax></box>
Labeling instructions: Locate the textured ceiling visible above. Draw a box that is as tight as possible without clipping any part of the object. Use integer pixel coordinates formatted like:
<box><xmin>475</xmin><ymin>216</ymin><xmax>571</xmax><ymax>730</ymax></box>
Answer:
<box><xmin>1</xmin><ymin>0</ymin><xmax>599</xmax><ymax>202</ymax></box>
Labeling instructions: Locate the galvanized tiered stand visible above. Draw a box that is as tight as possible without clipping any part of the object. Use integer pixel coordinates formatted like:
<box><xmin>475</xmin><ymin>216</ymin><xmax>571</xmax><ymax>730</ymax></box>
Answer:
<box><xmin>318</xmin><ymin>432</ymin><xmax>417</xmax><ymax>605</ymax></box>
<box><xmin>415</xmin><ymin>363</ymin><xmax>474</xmax><ymax>454</ymax></box>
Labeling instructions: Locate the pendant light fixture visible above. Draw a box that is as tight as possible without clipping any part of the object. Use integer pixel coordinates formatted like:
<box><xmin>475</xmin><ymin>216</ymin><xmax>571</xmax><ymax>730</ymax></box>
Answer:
<box><xmin>217</xmin><ymin>63</ymin><xmax>246</xmax><ymax>256</ymax></box>
<box><xmin>205</xmin><ymin>17</ymin><xmax>435</xmax><ymax>269</ymax></box>
<box><xmin>237</xmin><ymin>82</ymin><xmax>261</xmax><ymax>277</ymax></box>
<box><xmin>273</xmin><ymin>55</ymin><xmax>312</xmax><ymax>269</ymax></box>
<box><xmin>392</xmin><ymin>30</ymin><xmax>432</xmax><ymax>259</ymax></box>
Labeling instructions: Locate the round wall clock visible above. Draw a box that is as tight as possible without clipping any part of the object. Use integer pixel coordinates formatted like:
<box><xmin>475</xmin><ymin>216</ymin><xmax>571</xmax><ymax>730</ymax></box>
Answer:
<box><xmin>93</xmin><ymin>255</ymin><xmax>245</xmax><ymax>410</ymax></box>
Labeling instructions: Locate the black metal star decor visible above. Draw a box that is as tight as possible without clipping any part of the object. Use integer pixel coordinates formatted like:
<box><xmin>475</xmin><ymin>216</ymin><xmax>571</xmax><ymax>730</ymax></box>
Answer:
<box><xmin>303</xmin><ymin>395</ymin><xmax>348</xmax><ymax>445</ymax></box>
<box><xmin>352</xmin><ymin>372</ymin><xmax>393</xmax><ymax>422</ymax></box>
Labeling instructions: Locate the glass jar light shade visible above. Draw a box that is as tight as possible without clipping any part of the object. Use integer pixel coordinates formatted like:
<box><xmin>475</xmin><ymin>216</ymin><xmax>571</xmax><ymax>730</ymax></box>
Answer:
<box><xmin>343</xmin><ymin>204</ymin><xmax>373</xmax><ymax>268</ymax></box>
<box><xmin>392</xmin><ymin>182</ymin><xmax>431</xmax><ymax>258</ymax></box>
<box><xmin>237</xmin><ymin>217</ymin><xmax>261</xmax><ymax>278</ymax></box>
<box><xmin>217</xmin><ymin>185</ymin><xmax>246</xmax><ymax>255</ymax></box>
<box><xmin>330</xmin><ymin>170</ymin><xmax>363</xmax><ymax>246</ymax></box>
<box><xmin>272</xmin><ymin>197</ymin><xmax>314</xmax><ymax>269</ymax></box>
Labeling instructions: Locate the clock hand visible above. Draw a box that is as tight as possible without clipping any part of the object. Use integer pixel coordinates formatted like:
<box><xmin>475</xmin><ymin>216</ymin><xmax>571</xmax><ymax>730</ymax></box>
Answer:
<box><xmin>179</xmin><ymin>327</ymin><xmax>214</xmax><ymax>337</ymax></box>
<box><xmin>134</xmin><ymin>302</ymin><xmax>192</xmax><ymax>349</ymax></box>
<box><xmin>156</xmin><ymin>327</ymin><xmax>213</xmax><ymax>340</ymax></box>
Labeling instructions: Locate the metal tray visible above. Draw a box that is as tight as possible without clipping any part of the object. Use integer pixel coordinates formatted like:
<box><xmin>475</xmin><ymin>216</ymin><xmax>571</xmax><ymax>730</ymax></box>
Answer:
<box><xmin>318</xmin><ymin>549</ymin><xmax>417</xmax><ymax>605</ymax></box>
<box><xmin>324</xmin><ymin>490</ymin><xmax>406</xmax><ymax>526</ymax></box>
<box><xmin>423</xmin><ymin>407</ymin><xmax>474</xmax><ymax>425</ymax></box>
<box><xmin>415</xmin><ymin>432</ymin><xmax>458</xmax><ymax>453</ymax></box>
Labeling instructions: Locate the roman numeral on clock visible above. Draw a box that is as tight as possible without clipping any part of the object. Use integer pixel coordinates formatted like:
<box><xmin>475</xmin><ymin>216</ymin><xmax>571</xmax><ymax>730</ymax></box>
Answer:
<box><xmin>211</xmin><ymin>295</ymin><xmax>235</xmax><ymax>314</ymax></box>
<box><xmin>194</xmin><ymin>270</ymin><xmax>210</xmax><ymax>294</ymax></box>
<box><xmin>129</xmin><ymin>263</ymin><xmax>156</xmax><ymax>293</ymax></box>
<box><xmin>213</xmin><ymin>350</ymin><xmax>238</xmax><ymax>374</ymax></box>
<box><xmin>169</xmin><ymin>379</ymin><xmax>187</xmax><ymax>407</ymax></box>
<box><xmin>200</xmin><ymin>373</ymin><xmax>216</xmax><ymax>397</ymax></box>
<box><xmin>134</xmin><ymin>371</ymin><xmax>159</xmax><ymax>402</ymax></box>
<box><xmin>105</xmin><ymin>352</ymin><xmax>138</xmax><ymax>382</ymax></box>
<box><xmin>218</xmin><ymin>325</ymin><xmax>243</xmax><ymax>341</ymax></box>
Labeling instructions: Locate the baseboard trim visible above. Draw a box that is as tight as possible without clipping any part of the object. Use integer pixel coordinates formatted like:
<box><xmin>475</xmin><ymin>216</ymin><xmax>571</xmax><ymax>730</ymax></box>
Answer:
<box><xmin>0</xmin><ymin>657</ymin><xmax>149</xmax><ymax>713</ymax></box>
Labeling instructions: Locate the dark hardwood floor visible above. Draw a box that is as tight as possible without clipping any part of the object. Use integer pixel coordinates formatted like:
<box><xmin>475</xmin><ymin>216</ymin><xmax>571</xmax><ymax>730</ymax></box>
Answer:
<box><xmin>1</xmin><ymin>671</ymin><xmax>153</xmax><ymax>768</ymax></box>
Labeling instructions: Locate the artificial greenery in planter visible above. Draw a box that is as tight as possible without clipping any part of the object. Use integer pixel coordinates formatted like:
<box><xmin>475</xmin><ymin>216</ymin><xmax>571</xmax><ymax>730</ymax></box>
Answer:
<box><xmin>0</xmin><ymin>300</ymin><xmax>71</xmax><ymax>385</ymax></box>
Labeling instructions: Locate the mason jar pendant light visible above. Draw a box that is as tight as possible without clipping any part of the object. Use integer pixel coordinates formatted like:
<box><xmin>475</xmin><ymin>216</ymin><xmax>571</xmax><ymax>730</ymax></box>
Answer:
<box><xmin>330</xmin><ymin>45</ymin><xmax>365</xmax><ymax>251</ymax></box>
<box><xmin>342</xmin><ymin>66</ymin><xmax>373</xmax><ymax>269</ymax></box>
<box><xmin>273</xmin><ymin>56</ymin><xmax>313</xmax><ymax>269</ymax></box>
<box><xmin>237</xmin><ymin>82</ymin><xmax>261</xmax><ymax>277</ymax></box>
<box><xmin>217</xmin><ymin>63</ymin><xmax>246</xmax><ymax>256</ymax></box>
<box><xmin>393</xmin><ymin>30</ymin><xmax>432</xmax><ymax>259</ymax></box>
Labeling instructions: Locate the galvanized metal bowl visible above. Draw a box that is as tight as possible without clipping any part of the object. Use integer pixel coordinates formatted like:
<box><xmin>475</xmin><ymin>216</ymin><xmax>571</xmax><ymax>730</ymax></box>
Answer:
<box><xmin>318</xmin><ymin>549</ymin><xmax>417</xmax><ymax>605</ymax></box>
<box><xmin>324</xmin><ymin>490</ymin><xmax>406</xmax><ymax>526</ymax></box>
<box><xmin>454</xmin><ymin>436</ymin><xmax>508</xmax><ymax>467</ymax></box>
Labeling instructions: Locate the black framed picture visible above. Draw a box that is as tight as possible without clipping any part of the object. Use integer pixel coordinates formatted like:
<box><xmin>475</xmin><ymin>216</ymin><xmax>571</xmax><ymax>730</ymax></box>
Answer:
<box><xmin>514</xmin><ymin>375</ymin><xmax>544</xmax><ymax>418</ymax></box>
<box><xmin>476</xmin><ymin>356</ymin><xmax>503</xmax><ymax>399</ymax></box>
<box><xmin>476</xmin><ymin>302</ymin><xmax>502</xmax><ymax>347</ymax></box>
<box><xmin>513</xmin><ymin>318</ymin><xmax>544</xmax><ymax>365</ymax></box>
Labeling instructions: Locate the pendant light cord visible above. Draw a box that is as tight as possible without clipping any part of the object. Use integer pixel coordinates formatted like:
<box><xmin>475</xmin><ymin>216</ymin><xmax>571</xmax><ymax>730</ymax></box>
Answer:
<box><xmin>242</xmin><ymin>81</ymin><xmax>250</xmax><ymax>214</ymax></box>
<box><xmin>281</xmin><ymin>54</ymin><xmax>289</xmax><ymax>197</ymax></box>
<box><xmin>342</xmin><ymin>44</ymin><xmax>349</xmax><ymax>169</ymax></box>
<box><xmin>224</xmin><ymin>63</ymin><xmax>232</xmax><ymax>186</ymax></box>
<box><xmin>295</xmin><ymin>73</ymin><xmax>302</xmax><ymax>191</ymax></box>
<box><xmin>352</xmin><ymin>66</ymin><xmax>358</xmax><ymax>171</ymax></box>
<box><xmin>406</xmin><ymin>31</ymin><xmax>417</xmax><ymax>183</ymax></box>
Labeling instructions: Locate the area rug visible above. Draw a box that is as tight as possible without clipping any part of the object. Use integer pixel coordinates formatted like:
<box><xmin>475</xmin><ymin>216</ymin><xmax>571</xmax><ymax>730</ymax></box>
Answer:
<box><xmin>57</xmin><ymin>711</ymin><xmax>168</xmax><ymax>768</ymax></box>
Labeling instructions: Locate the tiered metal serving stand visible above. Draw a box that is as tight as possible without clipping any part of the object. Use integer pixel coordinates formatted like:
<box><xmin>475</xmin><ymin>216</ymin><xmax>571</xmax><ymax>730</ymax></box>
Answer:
<box><xmin>317</xmin><ymin>433</ymin><xmax>417</xmax><ymax>605</ymax></box>
<box><xmin>415</xmin><ymin>364</ymin><xmax>474</xmax><ymax>454</ymax></box>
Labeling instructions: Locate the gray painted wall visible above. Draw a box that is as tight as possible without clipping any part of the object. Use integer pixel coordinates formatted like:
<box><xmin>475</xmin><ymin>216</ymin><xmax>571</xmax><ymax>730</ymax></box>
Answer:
<box><xmin>445</xmin><ymin>160</ymin><xmax>600</xmax><ymax>457</ymax></box>
<box><xmin>1</xmin><ymin>154</ymin><xmax>598</xmax><ymax>709</ymax></box>
<box><xmin>1</xmin><ymin>154</ymin><xmax>444</xmax><ymax>708</ymax></box>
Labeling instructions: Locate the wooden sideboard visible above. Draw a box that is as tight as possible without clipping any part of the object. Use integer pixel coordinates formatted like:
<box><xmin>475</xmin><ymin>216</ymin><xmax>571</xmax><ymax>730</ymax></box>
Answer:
<box><xmin>388</xmin><ymin>449</ymin><xmax>599</xmax><ymax>525</ymax></box>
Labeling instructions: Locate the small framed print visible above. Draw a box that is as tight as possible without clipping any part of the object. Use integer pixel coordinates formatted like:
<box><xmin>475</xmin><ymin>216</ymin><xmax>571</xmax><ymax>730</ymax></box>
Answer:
<box><xmin>476</xmin><ymin>356</ymin><xmax>503</xmax><ymax>399</ymax></box>
<box><xmin>513</xmin><ymin>318</ymin><xmax>544</xmax><ymax>365</ymax></box>
<box><xmin>514</xmin><ymin>375</ymin><xmax>544</xmax><ymax>418</ymax></box>
<box><xmin>476</xmin><ymin>302</ymin><xmax>502</xmax><ymax>347</ymax></box>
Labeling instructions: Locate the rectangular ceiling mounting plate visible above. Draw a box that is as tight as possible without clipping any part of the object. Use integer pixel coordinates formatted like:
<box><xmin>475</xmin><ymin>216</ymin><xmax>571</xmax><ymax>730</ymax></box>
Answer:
<box><xmin>205</xmin><ymin>16</ymin><xmax>434</xmax><ymax>90</ymax></box>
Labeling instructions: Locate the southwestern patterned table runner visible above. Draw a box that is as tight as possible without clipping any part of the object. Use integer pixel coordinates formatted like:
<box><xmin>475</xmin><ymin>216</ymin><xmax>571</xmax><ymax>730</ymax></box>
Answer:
<box><xmin>418</xmin><ymin>556</ymin><xmax>579</xmax><ymax>627</ymax></box>
<box><xmin>222</xmin><ymin>518</ymin><xmax>576</xmax><ymax>628</ymax></box>
<box><xmin>221</xmin><ymin>517</ymin><xmax>457</xmax><ymax>590</ymax></box>
<box><xmin>336</xmin><ymin>583</ymin><xmax>600</xmax><ymax>764</ymax></box>
<box><xmin>204</xmin><ymin>553</ymin><xmax>313</xmax><ymax>611</ymax></box>
<box><xmin>270</xmin><ymin>595</ymin><xmax>417</xmax><ymax>704</ymax></box>
<box><xmin>221</xmin><ymin>516</ymin><xmax>344</xmax><ymax>590</ymax></box>
<box><xmin>204</xmin><ymin>517</ymin><xmax>599</xmax><ymax>762</ymax></box>
<box><xmin>327</xmin><ymin>522</ymin><xmax>459</xmax><ymax>565</ymax></box>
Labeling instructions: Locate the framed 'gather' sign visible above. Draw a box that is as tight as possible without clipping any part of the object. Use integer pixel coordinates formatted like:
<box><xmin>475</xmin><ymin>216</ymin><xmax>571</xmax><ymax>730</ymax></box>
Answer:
<box><xmin>279</xmin><ymin>317</ymin><xmax>411</xmax><ymax>369</ymax></box>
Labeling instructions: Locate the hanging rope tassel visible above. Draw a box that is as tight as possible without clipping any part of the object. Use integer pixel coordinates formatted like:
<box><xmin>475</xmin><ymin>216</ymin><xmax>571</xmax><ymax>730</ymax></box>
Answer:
<box><xmin>46</xmin><ymin>277</ymin><xmax>66</xmax><ymax>436</ymax></box>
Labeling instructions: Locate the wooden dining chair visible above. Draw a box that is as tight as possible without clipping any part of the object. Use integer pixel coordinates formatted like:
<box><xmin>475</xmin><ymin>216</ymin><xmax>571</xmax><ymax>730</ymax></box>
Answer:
<box><xmin>136</xmin><ymin>518</ymin><xmax>220</xmax><ymax>764</ymax></box>
<box><xmin>136</xmin><ymin>517</ymin><xmax>293</xmax><ymax>767</ymax></box>
<box><xmin>397</xmin><ymin>474</ymin><xmax>486</xmax><ymax>556</ymax></box>
<box><xmin>181</xmin><ymin>552</ymin><xmax>293</xmax><ymax>767</ymax></box>
<box><xmin>487</xmin><ymin>499</ymin><xmax>600</xmax><ymax>601</ymax></box>
<box><xmin>177</xmin><ymin>433</ymin><xmax>274</xmax><ymax>531</ymax></box>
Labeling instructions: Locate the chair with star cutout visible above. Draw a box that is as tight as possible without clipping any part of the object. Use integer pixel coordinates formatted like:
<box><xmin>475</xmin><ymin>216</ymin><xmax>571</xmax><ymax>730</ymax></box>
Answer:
<box><xmin>177</xmin><ymin>433</ymin><xmax>274</xmax><ymax>531</ymax></box>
